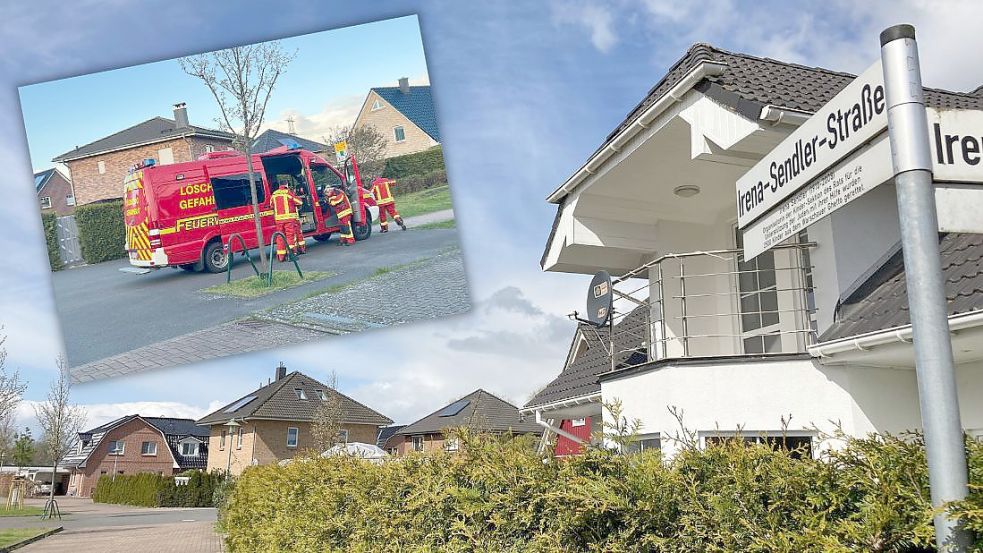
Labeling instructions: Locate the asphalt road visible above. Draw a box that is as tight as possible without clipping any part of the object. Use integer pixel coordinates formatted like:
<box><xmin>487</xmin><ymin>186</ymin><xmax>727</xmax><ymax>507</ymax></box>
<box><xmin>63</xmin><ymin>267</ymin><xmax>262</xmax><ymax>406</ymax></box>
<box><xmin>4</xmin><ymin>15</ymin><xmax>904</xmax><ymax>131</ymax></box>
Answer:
<box><xmin>0</xmin><ymin>497</ymin><xmax>217</xmax><ymax>531</ymax></box>
<box><xmin>52</xmin><ymin>224</ymin><xmax>462</xmax><ymax>366</ymax></box>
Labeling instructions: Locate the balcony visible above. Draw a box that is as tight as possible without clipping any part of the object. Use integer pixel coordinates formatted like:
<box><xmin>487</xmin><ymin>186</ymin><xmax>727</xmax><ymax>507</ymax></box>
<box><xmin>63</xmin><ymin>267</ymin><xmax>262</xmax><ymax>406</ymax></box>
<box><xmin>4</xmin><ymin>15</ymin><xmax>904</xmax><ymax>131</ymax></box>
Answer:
<box><xmin>595</xmin><ymin>243</ymin><xmax>817</xmax><ymax>371</ymax></box>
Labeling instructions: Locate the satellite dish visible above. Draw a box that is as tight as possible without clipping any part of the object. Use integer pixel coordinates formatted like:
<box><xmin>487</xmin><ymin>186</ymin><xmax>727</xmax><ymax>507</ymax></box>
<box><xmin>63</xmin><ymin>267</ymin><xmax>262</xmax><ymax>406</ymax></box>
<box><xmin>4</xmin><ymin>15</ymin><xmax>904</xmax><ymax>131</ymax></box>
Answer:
<box><xmin>586</xmin><ymin>270</ymin><xmax>613</xmax><ymax>327</ymax></box>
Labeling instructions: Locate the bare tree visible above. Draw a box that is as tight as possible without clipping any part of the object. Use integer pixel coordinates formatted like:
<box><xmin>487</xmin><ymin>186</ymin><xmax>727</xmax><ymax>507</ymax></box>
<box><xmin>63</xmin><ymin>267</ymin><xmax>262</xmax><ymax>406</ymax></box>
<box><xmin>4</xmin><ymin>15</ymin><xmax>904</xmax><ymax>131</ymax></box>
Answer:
<box><xmin>324</xmin><ymin>124</ymin><xmax>387</xmax><ymax>180</ymax></box>
<box><xmin>0</xmin><ymin>332</ymin><xmax>26</xmax><ymax>470</ymax></box>
<box><xmin>310</xmin><ymin>371</ymin><xmax>345</xmax><ymax>453</ymax></box>
<box><xmin>34</xmin><ymin>358</ymin><xmax>86</xmax><ymax>512</ymax></box>
<box><xmin>180</xmin><ymin>42</ymin><xmax>297</xmax><ymax>272</ymax></box>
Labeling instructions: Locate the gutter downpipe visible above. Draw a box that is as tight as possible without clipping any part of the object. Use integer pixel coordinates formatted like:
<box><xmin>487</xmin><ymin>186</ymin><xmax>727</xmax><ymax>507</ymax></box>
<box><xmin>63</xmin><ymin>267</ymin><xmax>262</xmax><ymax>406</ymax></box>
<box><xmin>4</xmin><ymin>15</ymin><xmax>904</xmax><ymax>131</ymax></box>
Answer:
<box><xmin>546</xmin><ymin>61</ymin><xmax>729</xmax><ymax>204</ymax></box>
<box><xmin>535</xmin><ymin>410</ymin><xmax>586</xmax><ymax>445</ymax></box>
<box><xmin>808</xmin><ymin>310</ymin><xmax>983</xmax><ymax>358</ymax></box>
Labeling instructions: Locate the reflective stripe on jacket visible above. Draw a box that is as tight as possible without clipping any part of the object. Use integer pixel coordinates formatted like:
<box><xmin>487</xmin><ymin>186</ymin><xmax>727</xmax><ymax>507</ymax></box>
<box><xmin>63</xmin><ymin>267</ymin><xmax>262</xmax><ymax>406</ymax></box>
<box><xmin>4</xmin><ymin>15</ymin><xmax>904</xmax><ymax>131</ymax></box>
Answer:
<box><xmin>328</xmin><ymin>190</ymin><xmax>353</xmax><ymax>219</ymax></box>
<box><xmin>271</xmin><ymin>188</ymin><xmax>302</xmax><ymax>221</ymax></box>
<box><xmin>372</xmin><ymin>178</ymin><xmax>395</xmax><ymax>206</ymax></box>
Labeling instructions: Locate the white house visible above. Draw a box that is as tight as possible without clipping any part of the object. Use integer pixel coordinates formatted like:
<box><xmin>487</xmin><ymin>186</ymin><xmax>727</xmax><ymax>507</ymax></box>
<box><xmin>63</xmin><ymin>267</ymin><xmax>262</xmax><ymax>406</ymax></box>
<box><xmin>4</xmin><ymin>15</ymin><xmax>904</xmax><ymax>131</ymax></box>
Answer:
<box><xmin>523</xmin><ymin>43</ymin><xmax>983</xmax><ymax>459</ymax></box>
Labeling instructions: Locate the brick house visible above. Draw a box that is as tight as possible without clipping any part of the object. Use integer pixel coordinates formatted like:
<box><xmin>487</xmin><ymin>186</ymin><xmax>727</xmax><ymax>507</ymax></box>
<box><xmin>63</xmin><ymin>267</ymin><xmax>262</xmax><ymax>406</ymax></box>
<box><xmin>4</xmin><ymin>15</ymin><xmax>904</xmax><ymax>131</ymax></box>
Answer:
<box><xmin>52</xmin><ymin>103</ymin><xmax>235</xmax><ymax>206</ymax></box>
<box><xmin>197</xmin><ymin>364</ymin><xmax>392</xmax><ymax>476</ymax></box>
<box><xmin>384</xmin><ymin>389</ymin><xmax>542</xmax><ymax>456</ymax></box>
<box><xmin>353</xmin><ymin>78</ymin><xmax>440</xmax><ymax>159</ymax></box>
<box><xmin>34</xmin><ymin>168</ymin><xmax>75</xmax><ymax>216</ymax></box>
<box><xmin>64</xmin><ymin>415</ymin><xmax>209</xmax><ymax>497</ymax></box>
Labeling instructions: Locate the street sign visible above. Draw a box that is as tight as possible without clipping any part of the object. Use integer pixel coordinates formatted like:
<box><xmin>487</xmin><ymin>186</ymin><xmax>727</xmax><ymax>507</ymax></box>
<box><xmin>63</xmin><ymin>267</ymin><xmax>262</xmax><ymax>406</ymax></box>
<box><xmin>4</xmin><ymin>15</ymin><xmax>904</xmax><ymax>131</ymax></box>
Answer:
<box><xmin>334</xmin><ymin>140</ymin><xmax>348</xmax><ymax>163</ymax></box>
<box><xmin>737</xmin><ymin>61</ymin><xmax>887</xmax><ymax>229</ymax></box>
<box><xmin>742</xmin><ymin>107</ymin><xmax>983</xmax><ymax>259</ymax></box>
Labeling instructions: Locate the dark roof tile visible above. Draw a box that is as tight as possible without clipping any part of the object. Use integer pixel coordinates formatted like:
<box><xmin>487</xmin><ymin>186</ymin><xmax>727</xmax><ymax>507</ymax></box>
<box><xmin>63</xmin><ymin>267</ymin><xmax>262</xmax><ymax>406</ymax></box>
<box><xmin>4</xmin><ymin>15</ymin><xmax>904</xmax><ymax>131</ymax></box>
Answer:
<box><xmin>53</xmin><ymin>117</ymin><xmax>234</xmax><ymax>162</ymax></box>
<box><xmin>397</xmin><ymin>389</ymin><xmax>541</xmax><ymax>436</ymax></box>
<box><xmin>372</xmin><ymin>86</ymin><xmax>440</xmax><ymax>142</ymax></box>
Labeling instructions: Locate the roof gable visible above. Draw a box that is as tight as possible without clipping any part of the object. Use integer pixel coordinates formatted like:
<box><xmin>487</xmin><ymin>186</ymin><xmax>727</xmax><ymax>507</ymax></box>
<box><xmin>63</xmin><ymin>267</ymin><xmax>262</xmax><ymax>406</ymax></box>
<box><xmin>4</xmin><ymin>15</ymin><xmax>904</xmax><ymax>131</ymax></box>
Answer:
<box><xmin>371</xmin><ymin>86</ymin><xmax>441</xmax><ymax>141</ymax></box>
<box><xmin>397</xmin><ymin>389</ymin><xmax>541</xmax><ymax>436</ymax></box>
<box><xmin>53</xmin><ymin>116</ymin><xmax>235</xmax><ymax>162</ymax></box>
<box><xmin>525</xmin><ymin>306</ymin><xmax>648</xmax><ymax>410</ymax></box>
<box><xmin>34</xmin><ymin>169</ymin><xmax>56</xmax><ymax>193</ymax></box>
<box><xmin>197</xmin><ymin>370</ymin><xmax>392</xmax><ymax>427</ymax></box>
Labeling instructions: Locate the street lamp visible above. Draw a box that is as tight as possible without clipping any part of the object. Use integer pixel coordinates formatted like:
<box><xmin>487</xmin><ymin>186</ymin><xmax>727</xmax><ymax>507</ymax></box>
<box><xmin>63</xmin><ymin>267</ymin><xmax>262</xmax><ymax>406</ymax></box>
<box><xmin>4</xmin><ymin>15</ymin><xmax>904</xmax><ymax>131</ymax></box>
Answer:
<box><xmin>224</xmin><ymin>419</ymin><xmax>241</xmax><ymax>475</ymax></box>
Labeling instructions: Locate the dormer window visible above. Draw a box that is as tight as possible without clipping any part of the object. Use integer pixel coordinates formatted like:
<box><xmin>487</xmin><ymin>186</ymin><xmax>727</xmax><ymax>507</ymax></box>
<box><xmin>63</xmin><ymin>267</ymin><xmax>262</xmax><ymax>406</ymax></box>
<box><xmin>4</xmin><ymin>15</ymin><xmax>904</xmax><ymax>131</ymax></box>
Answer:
<box><xmin>294</xmin><ymin>388</ymin><xmax>307</xmax><ymax>400</ymax></box>
<box><xmin>179</xmin><ymin>437</ymin><xmax>202</xmax><ymax>457</ymax></box>
<box><xmin>315</xmin><ymin>390</ymin><xmax>327</xmax><ymax>401</ymax></box>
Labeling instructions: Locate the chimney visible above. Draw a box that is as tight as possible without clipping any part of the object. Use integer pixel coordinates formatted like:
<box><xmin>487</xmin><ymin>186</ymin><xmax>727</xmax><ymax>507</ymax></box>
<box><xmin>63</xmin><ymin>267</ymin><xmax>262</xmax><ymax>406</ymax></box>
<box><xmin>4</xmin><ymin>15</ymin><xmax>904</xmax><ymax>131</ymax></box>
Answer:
<box><xmin>275</xmin><ymin>362</ymin><xmax>287</xmax><ymax>381</ymax></box>
<box><xmin>398</xmin><ymin>77</ymin><xmax>410</xmax><ymax>94</ymax></box>
<box><xmin>173</xmin><ymin>102</ymin><xmax>190</xmax><ymax>128</ymax></box>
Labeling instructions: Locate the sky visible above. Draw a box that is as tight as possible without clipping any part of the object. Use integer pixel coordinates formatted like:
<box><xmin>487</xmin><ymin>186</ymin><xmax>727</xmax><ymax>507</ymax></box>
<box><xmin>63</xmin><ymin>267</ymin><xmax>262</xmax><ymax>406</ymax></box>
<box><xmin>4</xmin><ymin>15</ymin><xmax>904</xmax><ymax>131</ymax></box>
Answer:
<box><xmin>2</xmin><ymin>0</ymin><xmax>983</xmax><ymax>434</ymax></box>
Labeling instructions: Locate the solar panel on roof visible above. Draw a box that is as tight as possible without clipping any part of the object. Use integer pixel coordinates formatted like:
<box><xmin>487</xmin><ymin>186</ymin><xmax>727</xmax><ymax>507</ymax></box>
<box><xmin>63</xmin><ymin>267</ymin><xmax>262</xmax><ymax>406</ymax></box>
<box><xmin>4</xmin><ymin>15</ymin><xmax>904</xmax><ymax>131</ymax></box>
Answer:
<box><xmin>437</xmin><ymin>399</ymin><xmax>470</xmax><ymax>417</ymax></box>
<box><xmin>223</xmin><ymin>395</ymin><xmax>256</xmax><ymax>413</ymax></box>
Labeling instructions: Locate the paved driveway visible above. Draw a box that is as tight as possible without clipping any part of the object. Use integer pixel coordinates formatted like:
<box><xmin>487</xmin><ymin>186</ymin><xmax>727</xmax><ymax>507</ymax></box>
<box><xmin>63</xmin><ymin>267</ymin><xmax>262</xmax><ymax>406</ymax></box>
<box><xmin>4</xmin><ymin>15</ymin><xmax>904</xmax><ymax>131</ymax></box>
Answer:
<box><xmin>2</xmin><ymin>498</ymin><xmax>222</xmax><ymax>553</ymax></box>
<box><xmin>53</xmin><ymin>210</ymin><xmax>458</xmax><ymax>367</ymax></box>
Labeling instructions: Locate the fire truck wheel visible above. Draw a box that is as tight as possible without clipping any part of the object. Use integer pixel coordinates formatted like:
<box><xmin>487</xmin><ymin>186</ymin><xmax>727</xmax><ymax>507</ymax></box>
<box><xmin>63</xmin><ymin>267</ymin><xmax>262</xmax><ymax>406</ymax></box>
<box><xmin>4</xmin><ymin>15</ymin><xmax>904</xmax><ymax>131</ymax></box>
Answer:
<box><xmin>353</xmin><ymin>210</ymin><xmax>373</xmax><ymax>241</ymax></box>
<box><xmin>202</xmin><ymin>240</ymin><xmax>229</xmax><ymax>273</ymax></box>
<box><xmin>313</xmin><ymin>233</ymin><xmax>333</xmax><ymax>243</ymax></box>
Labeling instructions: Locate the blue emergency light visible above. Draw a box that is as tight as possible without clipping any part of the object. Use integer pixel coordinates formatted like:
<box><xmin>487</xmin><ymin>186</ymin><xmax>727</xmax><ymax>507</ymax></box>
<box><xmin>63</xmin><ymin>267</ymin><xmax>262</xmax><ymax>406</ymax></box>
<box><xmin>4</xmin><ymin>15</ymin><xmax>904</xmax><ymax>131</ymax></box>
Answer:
<box><xmin>143</xmin><ymin>158</ymin><xmax>156</xmax><ymax>167</ymax></box>
<box><xmin>277</xmin><ymin>138</ymin><xmax>302</xmax><ymax>150</ymax></box>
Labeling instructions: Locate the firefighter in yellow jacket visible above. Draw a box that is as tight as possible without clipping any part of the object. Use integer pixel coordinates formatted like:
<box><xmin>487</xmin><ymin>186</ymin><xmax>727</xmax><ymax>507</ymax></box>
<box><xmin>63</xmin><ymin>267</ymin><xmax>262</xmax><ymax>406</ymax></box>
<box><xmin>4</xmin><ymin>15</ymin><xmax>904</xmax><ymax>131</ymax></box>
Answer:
<box><xmin>326</xmin><ymin>186</ymin><xmax>355</xmax><ymax>246</ymax></box>
<box><xmin>271</xmin><ymin>181</ymin><xmax>305</xmax><ymax>261</ymax></box>
<box><xmin>371</xmin><ymin>177</ymin><xmax>406</xmax><ymax>232</ymax></box>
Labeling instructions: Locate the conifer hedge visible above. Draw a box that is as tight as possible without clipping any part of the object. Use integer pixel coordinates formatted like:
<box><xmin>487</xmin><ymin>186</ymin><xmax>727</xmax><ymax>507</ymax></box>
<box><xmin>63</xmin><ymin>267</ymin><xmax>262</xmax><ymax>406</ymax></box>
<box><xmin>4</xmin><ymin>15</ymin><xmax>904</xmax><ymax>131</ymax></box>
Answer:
<box><xmin>92</xmin><ymin>470</ymin><xmax>222</xmax><ymax>508</ymax></box>
<box><xmin>381</xmin><ymin>146</ymin><xmax>445</xmax><ymax>180</ymax></box>
<box><xmin>74</xmin><ymin>199</ymin><xmax>127</xmax><ymax>264</ymax></box>
<box><xmin>40</xmin><ymin>212</ymin><xmax>63</xmax><ymax>271</ymax></box>
<box><xmin>221</xmin><ymin>430</ymin><xmax>983</xmax><ymax>552</ymax></box>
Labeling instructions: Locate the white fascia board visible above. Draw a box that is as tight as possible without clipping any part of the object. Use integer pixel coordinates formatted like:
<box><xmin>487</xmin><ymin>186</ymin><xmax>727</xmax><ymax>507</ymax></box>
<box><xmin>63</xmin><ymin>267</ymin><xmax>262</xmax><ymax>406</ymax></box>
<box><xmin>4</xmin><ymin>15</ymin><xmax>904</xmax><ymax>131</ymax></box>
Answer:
<box><xmin>809</xmin><ymin>309</ymin><xmax>983</xmax><ymax>358</ymax></box>
<box><xmin>546</xmin><ymin>61</ymin><xmax>729</xmax><ymax>204</ymax></box>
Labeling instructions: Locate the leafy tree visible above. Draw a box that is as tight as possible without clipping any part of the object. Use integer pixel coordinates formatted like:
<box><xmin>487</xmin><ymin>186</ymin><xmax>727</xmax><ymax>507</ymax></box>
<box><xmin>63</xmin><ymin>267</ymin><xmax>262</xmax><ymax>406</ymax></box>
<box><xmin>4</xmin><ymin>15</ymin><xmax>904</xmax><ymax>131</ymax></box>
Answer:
<box><xmin>12</xmin><ymin>428</ymin><xmax>35</xmax><ymax>467</ymax></box>
<box><xmin>180</xmin><ymin>42</ymin><xmax>297</xmax><ymax>273</ymax></box>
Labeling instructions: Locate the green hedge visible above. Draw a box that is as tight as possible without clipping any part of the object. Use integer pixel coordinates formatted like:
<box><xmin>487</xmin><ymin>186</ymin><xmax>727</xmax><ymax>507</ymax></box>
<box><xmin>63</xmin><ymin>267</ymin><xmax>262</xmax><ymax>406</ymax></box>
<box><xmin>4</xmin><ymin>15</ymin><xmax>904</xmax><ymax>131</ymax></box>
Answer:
<box><xmin>75</xmin><ymin>200</ymin><xmax>126</xmax><ymax>264</ymax></box>
<box><xmin>92</xmin><ymin>470</ymin><xmax>223</xmax><ymax>508</ymax></box>
<box><xmin>221</xmin><ymin>429</ymin><xmax>983</xmax><ymax>552</ymax></box>
<box><xmin>392</xmin><ymin>169</ymin><xmax>447</xmax><ymax>196</ymax></box>
<box><xmin>381</xmin><ymin>146</ymin><xmax>445</xmax><ymax>180</ymax></box>
<box><xmin>40</xmin><ymin>212</ymin><xmax>63</xmax><ymax>271</ymax></box>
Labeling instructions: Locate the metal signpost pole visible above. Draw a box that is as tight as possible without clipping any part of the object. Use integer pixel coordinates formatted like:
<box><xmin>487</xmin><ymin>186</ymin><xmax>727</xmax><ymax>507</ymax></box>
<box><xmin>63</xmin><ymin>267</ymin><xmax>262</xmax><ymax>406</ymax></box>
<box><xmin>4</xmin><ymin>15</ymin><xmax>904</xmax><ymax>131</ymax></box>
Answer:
<box><xmin>880</xmin><ymin>24</ymin><xmax>970</xmax><ymax>551</ymax></box>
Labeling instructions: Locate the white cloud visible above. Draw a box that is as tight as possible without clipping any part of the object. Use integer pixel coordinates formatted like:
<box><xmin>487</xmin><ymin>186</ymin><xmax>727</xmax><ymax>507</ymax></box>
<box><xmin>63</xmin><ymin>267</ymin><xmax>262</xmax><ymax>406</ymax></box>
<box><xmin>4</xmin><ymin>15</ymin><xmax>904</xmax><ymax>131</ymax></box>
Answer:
<box><xmin>263</xmin><ymin>93</ymin><xmax>365</xmax><ymax>143</ymax></box>
<box><xmin>16</xmin><ymin>399</ymin><xmax>218</xmax><ymax>434</ymax></box>
<box><xmin>551</xmin><ymin>1</ymin><xmax>618</xmax><ymax>53</ymax></box>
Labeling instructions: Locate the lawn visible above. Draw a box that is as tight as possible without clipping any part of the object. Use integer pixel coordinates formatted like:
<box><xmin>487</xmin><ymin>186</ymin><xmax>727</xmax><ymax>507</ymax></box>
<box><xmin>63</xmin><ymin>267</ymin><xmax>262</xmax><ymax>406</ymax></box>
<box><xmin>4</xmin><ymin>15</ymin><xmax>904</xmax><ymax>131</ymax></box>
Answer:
<box><xmin>413</xmin><ymin>219</ymin><xmax>456</xmax><ymax>230</ymax></box>
<box><xmin>393</xmin><ymin>185</ymin><xmax>452</xmax><ymax>219</ymax></box>
<box><xmin>0</xmin><ymin>506</ymin><xmax>44</xmax><ymax>517</ymax></box>
<box><xmin>202</xmin><ymin>270</ymin><xmax>334</xmax><ymax>298</ymax></box>
<box><xmin>0</xmin><ymin>528</ymin><xmax>51</xmax><ymax>547</ymax></box>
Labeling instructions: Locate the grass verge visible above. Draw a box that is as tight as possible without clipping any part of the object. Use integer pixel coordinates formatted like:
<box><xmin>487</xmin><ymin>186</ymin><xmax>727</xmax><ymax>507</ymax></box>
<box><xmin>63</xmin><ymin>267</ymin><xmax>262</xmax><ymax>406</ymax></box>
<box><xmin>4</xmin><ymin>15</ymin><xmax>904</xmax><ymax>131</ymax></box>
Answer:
<box><xmin>392</xmin><ymin>185</ymin><xmax>452</xmax><ymax>219</ymax></box>
<box><xmin>412</xmin><ymin>219</ymin><xmax>456</xmax><ymax>230</ymax></box>
<box><xmin>0</xmin><ymin>507</ymin><xmax>45</xmax><ymax>517</ymax></box>
<box><xmin>202</xmin><ymin>271</ymin><xmax>334</xmax><ymax>298</ymax></box>
<box><xmin>0</xmin><ymin>528</ymin><xmax>52</xmax><ymax>547</ymax></box>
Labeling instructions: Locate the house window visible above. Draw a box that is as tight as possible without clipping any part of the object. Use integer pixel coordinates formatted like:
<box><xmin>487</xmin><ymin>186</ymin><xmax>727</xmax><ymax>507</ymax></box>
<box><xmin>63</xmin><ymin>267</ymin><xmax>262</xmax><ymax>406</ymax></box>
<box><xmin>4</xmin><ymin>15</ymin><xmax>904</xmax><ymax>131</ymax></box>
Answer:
<box><xmin>338</xmin><ymin>429</ymin><xmax>349</xmax><ymax>444</ymax></box>
<box><xmin>445</xmin><ymin>438</ymin><xmax>460</xmax><ymax>452</ymax></box>
<box><xmin>412</xmin><ymin>436</ymin><xmax>424</xmax><ymax>452</ymax></box>
<box><xmin>40</xmin><ymin>197</ymin><xmax>52</xmax><ymax>209</ymax></box>
<box><xmin>158</xmin><ymin>147</ymin><xmax>175</xmax><ymax>165</ymax></box>
<box><xmin>571</xmin><ymin>418</ymin><xmax>587</xmax><ymax>427</ymax></box>
<box><xmin>625</xmin><ymin>433</ymin><xmax>661</xmax><ymax>454</ymax></box>
<box><xmin>294</xmin><ymin>388</ymin><xmax>307</xmax><ymax>400</ymax></box>
<box><xmin>140</xmin><ymin>441</ymin><xmax>157</xmax><ymax>456</ymax></box>
<box><xmin>287</xmin><ymin>427</ymin><xmax>299</xmax><ymax>448</ymax></box>
<box><xmin>66</xmin><ymin>194</ymin><xmax>76</xmax><ymax>206</ymax></box>
<box><xmin>180</xmin><ymin>441</ymin><xmax>199</xmax><ymax>457</ymax></box>
<box><xmin>97</xmin><ymin>161</ymin><xmax>106</xmax><ymax>174</ymax></box>
<box><xmin>107</xmin><ymin>440</ymin><xmax>124</xmax><ymax>455</ymax></box>
<box><xmin>204</xmin><ymin>144</ymin><xmax>215</xmax><ymax>153</ymax></box>
<box><xmin>393</xmin><ymin>126</ymin><xmax>406</xmax><ymax>142</ymax></box>
<box><xmin>315</xmin><ymin>390</ymin><xmax>327</xmax><ymax>401</ymax></box>
<box><xmin>220</xmin><ymin>430</ymin><xmax>226</xmax><ymax>450</ymax></box>
<box><xmin>371</xmin><ymin>99</ymin><xmax>383</xmax><ymax>111</ymax></box>
<box><xmin>703</xmin><ymin>432</ymin><xmax>814</xmax><ymax>460</ymax></box>
<box><xmin>735</xmin><ymin>229</ymin><xmax>781</xmax><ymax>354</ymax></box>
<box><xmin>236</xmin><ymin>428</ymin><xmax>244</xmax><ymax>449</ymax></box>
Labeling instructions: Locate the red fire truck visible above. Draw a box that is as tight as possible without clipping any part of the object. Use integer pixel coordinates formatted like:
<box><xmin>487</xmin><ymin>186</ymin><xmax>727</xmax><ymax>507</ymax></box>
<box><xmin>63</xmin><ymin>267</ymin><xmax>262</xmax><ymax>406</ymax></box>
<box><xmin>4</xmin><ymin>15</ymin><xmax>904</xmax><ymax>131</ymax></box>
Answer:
<box><xmin>123</xmin><ymin>146</ymin><xmax>378</xmax><ymax>272</ymax></box>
